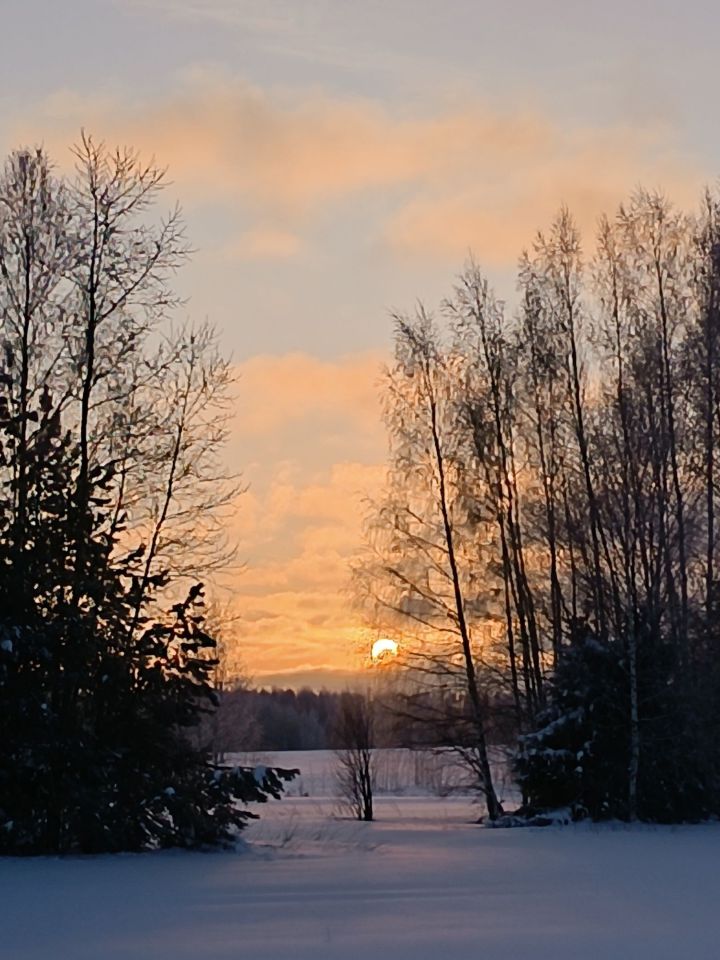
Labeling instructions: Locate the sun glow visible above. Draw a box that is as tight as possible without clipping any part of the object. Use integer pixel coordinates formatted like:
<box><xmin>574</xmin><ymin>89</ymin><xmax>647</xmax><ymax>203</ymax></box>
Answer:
<box><xmin>371</xmin><ymin>637</ymin><xmax>399</xmax><ymax>662</ymax></box>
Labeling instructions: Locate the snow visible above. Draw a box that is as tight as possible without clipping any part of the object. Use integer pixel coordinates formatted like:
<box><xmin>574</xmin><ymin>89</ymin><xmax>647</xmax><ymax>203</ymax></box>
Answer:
<box><xmin>238</xmin><ymin>747</ymin><xmax>517</xmax><ymax>801</ymax></box>
<box><xmin>1</xmin><ymin>749</ymin><xmax>718</xmax><ymax>959</ymax></box>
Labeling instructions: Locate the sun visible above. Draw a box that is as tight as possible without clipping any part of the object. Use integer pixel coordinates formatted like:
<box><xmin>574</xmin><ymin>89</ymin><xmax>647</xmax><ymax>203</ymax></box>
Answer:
<box><xmin>371</xmin><ymin>637</ymin><xmax>399</xmax><ymax>662</ymax></box>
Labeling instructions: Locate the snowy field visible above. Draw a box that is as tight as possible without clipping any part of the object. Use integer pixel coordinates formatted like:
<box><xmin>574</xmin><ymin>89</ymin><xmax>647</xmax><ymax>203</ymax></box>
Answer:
<box><xmin>2</xmin><ymin>749</ymin><xmax>719</xmax><ymax>959</ymax></box>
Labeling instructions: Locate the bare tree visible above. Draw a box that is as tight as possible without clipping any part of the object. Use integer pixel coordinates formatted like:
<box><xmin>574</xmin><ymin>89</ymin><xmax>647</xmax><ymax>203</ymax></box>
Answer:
<box><xmin>334</xmin><ymin>692</ymin><xmax>376</xmax><ymax>822</ymax></box>
<box><xmin>0</xmin><ymin>138</ymin><xmax>241</xmax><ymax>616</ymax></box>
<box><xmin>0</xmin><ymin>150</ymin><xmax>75</xmax><ymax>557</ymax></box>
<box><xmin>358</xmin><ymin>310</ymin><xmax>504</xmax><ymax>820</ymax></box>
<box><xmin>449</xmin><ymin>266</ymin><xmax>545</xmax><ymax>719</ymax></box>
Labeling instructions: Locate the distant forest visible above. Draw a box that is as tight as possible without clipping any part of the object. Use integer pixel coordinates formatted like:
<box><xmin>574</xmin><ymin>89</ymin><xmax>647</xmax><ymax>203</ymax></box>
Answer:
<box><xmin>208</xmin><ymin>683</ymin><xmax>515</xmax><ymax>757</ymax></box>
<box><xmin>208</xmin><ymin>686</ymin><xmax>374</xmax><ymax>753</ymax></box>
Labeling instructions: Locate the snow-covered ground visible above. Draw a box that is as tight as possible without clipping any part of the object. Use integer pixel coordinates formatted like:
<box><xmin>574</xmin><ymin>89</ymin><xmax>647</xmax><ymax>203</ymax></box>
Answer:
<box><xmin>235</xmin><ymin>747</ymin><xmax>517</xmax><ymax>801</ymax></box>
<box><xmin>2</xmin><ymin>750</ymin><xmax>718</xmax><ymax>959</ymax></box>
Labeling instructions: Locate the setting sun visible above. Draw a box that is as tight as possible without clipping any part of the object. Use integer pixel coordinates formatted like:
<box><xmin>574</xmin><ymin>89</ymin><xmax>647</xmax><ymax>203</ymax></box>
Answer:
<box><xmin>370</xmin><ymin>637</ymin><xmax>399</xmax><ymax>662</ymax></box>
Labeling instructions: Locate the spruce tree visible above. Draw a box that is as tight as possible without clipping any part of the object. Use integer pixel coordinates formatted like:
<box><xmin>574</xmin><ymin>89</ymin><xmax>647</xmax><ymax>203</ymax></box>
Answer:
<box><xmin>0</xmin><ymin>392</ymin><xmax>295</xmax><ymax>854</ymax></box>
<box><xmin>516</xmin><ymin>617</ymin><xmax>711</xmax><ymax>822</ymax></box>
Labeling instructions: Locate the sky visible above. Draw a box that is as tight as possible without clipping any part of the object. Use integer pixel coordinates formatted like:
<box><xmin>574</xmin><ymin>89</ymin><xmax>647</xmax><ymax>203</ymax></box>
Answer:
<box><xmin>2</xmin><ymin>0</ymin><xmax>719</xmax><ymax>687</ymax></box>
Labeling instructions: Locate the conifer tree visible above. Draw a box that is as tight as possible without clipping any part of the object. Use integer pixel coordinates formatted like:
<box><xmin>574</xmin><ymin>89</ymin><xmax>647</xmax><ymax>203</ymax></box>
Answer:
<box><xmin>0</xmin><ymin>389</ymin><xmax>295</xmax><ymax>854</ymax></box>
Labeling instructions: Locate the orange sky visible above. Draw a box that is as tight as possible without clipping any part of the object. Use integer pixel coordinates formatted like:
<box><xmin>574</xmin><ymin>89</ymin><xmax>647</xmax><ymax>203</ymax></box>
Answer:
<box><xmin>4</xmin><ymin>0</ymin><xmax>719</xmax><ymax>687</ymax></box>
<box><xmin>223</xmin><ymin>352</ymin><xmax>387</xmax><ymax>686</ymax></box>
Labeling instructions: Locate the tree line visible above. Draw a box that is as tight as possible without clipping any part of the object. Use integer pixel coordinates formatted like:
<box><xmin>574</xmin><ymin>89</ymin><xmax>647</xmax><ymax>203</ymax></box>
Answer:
<box><xmin>203</xmin><ymin>685</ymin><xmax>362</xmax><ymax>754</ymax></box>
<box><xmin>360</xmin><ymin>191</ymin><xmax>720</xmax><ymax>823</ymax></box>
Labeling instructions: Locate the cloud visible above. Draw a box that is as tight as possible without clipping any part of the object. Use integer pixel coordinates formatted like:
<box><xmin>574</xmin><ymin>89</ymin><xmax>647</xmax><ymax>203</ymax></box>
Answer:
<box><xmin>225</xmin><ymin>470</ymin><xmax>384</xmax><ymax>676</ymax></box>
<box><xmin>125</xmin><ymin>0</ymin><xmax>299</xmax><ymax>33</ymax></box>
<box><xmin>213</xmin><ymin>351</ymin><xmax>387</xmax><ymax>679</ymax></box>
<box><xmin>18</xmin><ymin>74</ymin><xmax>485</xmax><ymax>211</ymax></box>
<box><xmin>232</xmin><ymin>351</ymin><xmax>383</xmax><ymax>439</ymax></box>
<box><xmin>230</xmin><ymin>460</ymin><xmax>385</xmax><ymax>597</ymax></box>
<box><xmin>10</xmin><ymin>74</ymin><xmax>701</xmax><ymax>265</ymax></box>
<box><xmin>384</xmin><ymin>125</ymin><xmax>702</xmax><ymax>264</ymax></box>
<box><xmin>221</xmin><ymin>227</ymin><xmax>302</xmax><ymax>260</ymax></box>
<box><xmin>253</xmin><ymin>666</ymin><xmax>366</xmax><ymax>692</ymax></box>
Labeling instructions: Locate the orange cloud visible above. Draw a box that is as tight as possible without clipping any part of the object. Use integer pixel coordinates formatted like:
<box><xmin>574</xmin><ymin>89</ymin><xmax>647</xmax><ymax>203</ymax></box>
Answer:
<box><xmin>222</xmin><ymin>227</ymin><xmax>302</xmax><ymax>260</ymax></box>
<box><xmin>385</xmin><ymin>127</ymin><xmax>702</xmax><ymax>264</ymax></box>
<box><xmin>211</xmin><ymin>352</ymin><xmax>387</xmax><ymax>681</ymax></box>
<box><xmin>9</xmin><ymin>75</ymin><xmax>701</xmax><ymax>265</ymax></box>
<box><xmin>18</xmin><ymin>78</ymin><xmax>502</xmax><ymax>210</ymax></box>
<box><xmin>232</xmin><ymin>351</ymin><xmax>383</xmax><ymax>439</ymax></box>
<box><xmin>226</xmin><ymin>460</ymin><xmax>386</xmax><ymax>679</ymax></box>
